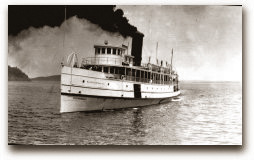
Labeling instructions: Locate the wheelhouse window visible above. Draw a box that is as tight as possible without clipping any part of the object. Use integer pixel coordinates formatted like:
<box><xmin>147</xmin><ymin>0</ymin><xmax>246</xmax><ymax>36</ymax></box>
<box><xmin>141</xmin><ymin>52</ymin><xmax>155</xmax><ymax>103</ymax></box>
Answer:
<box><xmin>113</xmin><ymin>48</ymin><xmax>116</xmax><ymax>55</ymax></box>
<box><xmin>95</xmin><ymin>48</ymin><xmax>101</xmax><ymax>54</ymax></box>
<box><xmin>107</xmin><ymin>48</ymin><xmax>111</xmax><ymax>54</ymax></box>
<box><xmin>102</xmin><ymin>48</ymin><xmax>105</xmax><ymax>54</ymax></box>
<box><xmin>117</xmin><ymin>49</ymin><xmax>121</xmax><ymax>55</ymax></box>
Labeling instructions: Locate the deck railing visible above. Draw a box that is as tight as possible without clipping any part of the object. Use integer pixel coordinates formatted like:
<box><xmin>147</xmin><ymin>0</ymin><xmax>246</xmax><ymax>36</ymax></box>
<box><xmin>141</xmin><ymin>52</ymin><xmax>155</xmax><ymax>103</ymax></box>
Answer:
<box><xmin>80</xmin><ymin>57</ymin><xmax>178</xmax><ymax>85</ymax></box>
<box><xmin>81</xmin><ymin>57</ymin><xmax>123</xmax><ymax>66</ymax></box>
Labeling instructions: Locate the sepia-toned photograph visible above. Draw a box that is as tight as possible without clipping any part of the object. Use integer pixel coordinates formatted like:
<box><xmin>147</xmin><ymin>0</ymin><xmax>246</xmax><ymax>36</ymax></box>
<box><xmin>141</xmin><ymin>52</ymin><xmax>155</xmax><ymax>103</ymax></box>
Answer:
<box><xmin>8</xmin><ymin>5</ymin><xmax>242</xmax><ymax>145</ymax></box>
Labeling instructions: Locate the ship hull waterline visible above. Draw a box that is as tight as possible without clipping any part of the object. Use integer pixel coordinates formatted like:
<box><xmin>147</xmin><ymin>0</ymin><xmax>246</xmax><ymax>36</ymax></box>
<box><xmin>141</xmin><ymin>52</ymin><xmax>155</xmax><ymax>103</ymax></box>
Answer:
<box><xmin>60</xmin><ymin>91</ymin><xmax>181</xmax><ymax>113</ymax></box>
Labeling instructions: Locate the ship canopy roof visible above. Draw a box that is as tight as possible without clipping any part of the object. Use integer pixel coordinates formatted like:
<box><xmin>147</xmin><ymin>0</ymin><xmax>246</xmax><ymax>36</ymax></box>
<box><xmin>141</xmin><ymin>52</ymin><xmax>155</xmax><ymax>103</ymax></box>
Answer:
<box><xmin>94</xmin><ymin>44</ymin><xmax>126</xmax><ymax>50</ymax></box>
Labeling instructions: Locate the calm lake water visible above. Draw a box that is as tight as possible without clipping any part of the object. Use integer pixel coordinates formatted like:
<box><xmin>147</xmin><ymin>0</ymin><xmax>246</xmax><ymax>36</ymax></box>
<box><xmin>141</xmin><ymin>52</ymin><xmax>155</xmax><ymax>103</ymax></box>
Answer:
<box><xmin>8</xmin><ymin>81</ymin><xmax>242</xmax><ymax>145</ymax></box>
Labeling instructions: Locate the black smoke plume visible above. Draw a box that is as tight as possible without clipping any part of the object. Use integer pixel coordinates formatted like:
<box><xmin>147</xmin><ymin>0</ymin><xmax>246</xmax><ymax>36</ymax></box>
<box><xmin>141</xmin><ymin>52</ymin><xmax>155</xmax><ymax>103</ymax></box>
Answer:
<box><xmin>8</xmin><ymin>5</ymin><xmax>138</xmax><ymax>37</ymax></box>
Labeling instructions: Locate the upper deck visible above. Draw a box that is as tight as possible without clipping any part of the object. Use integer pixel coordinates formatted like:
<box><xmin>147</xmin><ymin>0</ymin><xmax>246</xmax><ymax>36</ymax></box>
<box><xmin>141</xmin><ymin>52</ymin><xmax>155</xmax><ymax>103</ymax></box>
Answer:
<box><xmin>65</xmin><ymin>42</ymin><xmax>179</xmax><ymax>86</ymax></box>
<box><xmin>81</xmin><ymin>43</ymin><xmax>134</xmax><ymax>67</ymax></box>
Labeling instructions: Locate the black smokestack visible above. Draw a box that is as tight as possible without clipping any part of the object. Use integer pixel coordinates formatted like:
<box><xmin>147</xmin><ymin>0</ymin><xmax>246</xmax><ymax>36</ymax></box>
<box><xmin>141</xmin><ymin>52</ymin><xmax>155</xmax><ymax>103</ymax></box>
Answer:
<box><xmin>8</xmin><ymin>5</ymin><xmax>138</xmax><ymax>37</ymax></box>
<box><xmin>131</xmin><ymin>31</ymin><xmax>144</xmax><ymax>66</ymax></box>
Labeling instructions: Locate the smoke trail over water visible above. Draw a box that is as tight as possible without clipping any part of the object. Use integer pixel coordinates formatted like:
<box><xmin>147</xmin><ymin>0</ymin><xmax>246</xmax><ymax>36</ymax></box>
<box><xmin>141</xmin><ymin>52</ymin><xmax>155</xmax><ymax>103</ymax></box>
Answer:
<box><xmin>8</xmin><ymin>16</ymin><xmax>132</xmax><ymax>78</ymax></box>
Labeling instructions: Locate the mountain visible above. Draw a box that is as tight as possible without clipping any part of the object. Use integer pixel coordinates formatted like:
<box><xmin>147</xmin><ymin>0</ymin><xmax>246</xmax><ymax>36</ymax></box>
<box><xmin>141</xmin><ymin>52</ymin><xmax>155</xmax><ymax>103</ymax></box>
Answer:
<box><xmin>8</xmin><ymin>66</ymin><xmax>30</xmax><ymax>81</ymax></box>
<box><xmin>31</xmin><ymin>75</ymin><xmax>60</xmax><ymax>81</ymax></box>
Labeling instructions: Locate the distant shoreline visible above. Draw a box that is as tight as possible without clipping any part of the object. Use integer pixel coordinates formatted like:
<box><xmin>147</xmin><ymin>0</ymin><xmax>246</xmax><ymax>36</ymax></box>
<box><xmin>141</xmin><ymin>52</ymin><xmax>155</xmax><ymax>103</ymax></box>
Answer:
<box><xmin>8</xmin><ymin>66</ymin><xmax>30</xmax><ymax>81</ymax></box>
<box><xmin>180</xmin><ymin>80</ymin><xmax>241</xmax><ymax>84</ymax></box>
<box><xmin>31</xmin><ymin>75</ymin><xmax>60</xmax><ymax>81</ymax></box>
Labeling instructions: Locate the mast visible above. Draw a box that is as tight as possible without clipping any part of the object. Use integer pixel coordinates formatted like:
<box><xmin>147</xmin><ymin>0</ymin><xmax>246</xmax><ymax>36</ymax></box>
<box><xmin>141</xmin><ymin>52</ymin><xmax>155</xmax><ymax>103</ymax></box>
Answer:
<box><xmin>65</xmin><ymin>6</ymin><xmax>67</xmax><ymax>21</ymax></box>
<box><xmin>171</xmin><ymin>48</ymin><xmax>173</xmax><ymax>72</ymax></box>
<box><xmin>63</xmin><ymin>6</ymin><xmax>66</xmax><ymax>48</ymax></box>
<box><xmin>156</xmin><ymin>42</ymin><xmax>158</xmax><ymax>65</ymax></box>
<box><xmin>127</xmin><ymin>42</ymin><xmax>129</xmax><ymax>55</ymax></box>
<box><xmin>61</xmin><ymin>6</ymin><xmax>67</xmax><ymax>66</ymax></box>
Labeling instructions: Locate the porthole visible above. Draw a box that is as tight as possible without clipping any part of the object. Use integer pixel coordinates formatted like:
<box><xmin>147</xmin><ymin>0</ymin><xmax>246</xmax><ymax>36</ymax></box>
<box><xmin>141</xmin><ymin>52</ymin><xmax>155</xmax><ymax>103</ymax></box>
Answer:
<box><xmin>126</xmin><ymin>85</ymin><xmax>128</xmax><ymax>88</ymax></box>
<box><xmin>108</xmin><ymin>83</ymin><xmax>110</xmax><ymax>86</ymax></box>
<box><xmin>83</xmin><ymin>80</ymin><xmax>85</xmax><ymax>83</ymax></box>
<box><xmin>79</xmin><ymin>91</ymin><xmax>81</xmax><ymax>94</ymax></box>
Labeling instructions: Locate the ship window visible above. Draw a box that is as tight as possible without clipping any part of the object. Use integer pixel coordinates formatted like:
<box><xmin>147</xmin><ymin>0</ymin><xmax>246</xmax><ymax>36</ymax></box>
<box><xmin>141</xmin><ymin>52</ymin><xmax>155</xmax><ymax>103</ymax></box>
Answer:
<box><xmin>110</xmin><ymin>67</ymin><xmax>114</xmax><ymax>74</ymax></box>
<box><xmin>107</xmin><ymin>48</ymin><xmax>111</xmax><ymax>54</ymax></box>
<box><xmin>104</xmin><ymin>67</ymin><xmax>108</xmax><ymax>73</ymax></box>
<box><xmin>113</xmin><ymin>48</ymin><xmax>116</xmax><ymax>55</ymax></box>
<box><xmin>118</xmin><ymin>67</ymin><xmax>125</xmax><ymax>75</ymax></box>
<box><xmin>117</xmin><ymin>49</ymin><xmax>120</xmax><ymax>55</ymax></box>
<box><xmin>127</xmin><ymin>69</ymin><xmax>131</xmax><ymax>76</ymax></box>
<box><xmin>95</xmin><ymin>48</ymin><xmax>101</xmax><ymax>54</ymax></box>
<box><xmin>102</xmin><ymin>48</ymin><xmax>105</xmax><ymax>54</ymax></box>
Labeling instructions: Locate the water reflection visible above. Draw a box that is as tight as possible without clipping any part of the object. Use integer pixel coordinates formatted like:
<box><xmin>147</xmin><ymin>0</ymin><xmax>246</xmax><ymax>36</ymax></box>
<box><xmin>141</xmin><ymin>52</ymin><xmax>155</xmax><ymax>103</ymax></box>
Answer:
<box><xmin>129</xmin><ymin>108</ymin><xmax>146</xmax><ymax>144</ymax></box>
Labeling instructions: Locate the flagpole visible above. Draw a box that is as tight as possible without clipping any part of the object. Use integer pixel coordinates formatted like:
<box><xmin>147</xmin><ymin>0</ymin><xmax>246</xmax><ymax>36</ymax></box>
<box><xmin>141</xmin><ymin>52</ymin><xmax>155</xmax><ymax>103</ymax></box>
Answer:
<box><xmin>63</xmin><ymin>6</ymin><xmax>66</xmax><ymax>49</ymax></box>
<box><xmin>156</xmin><ymin>42</ymin><xmax>158</xmax><ymax>65</ymax></box>
<box><xmin>171</xmin><ymin>48</ymin><xmax>173</xmax><ymax>72</ymax></box>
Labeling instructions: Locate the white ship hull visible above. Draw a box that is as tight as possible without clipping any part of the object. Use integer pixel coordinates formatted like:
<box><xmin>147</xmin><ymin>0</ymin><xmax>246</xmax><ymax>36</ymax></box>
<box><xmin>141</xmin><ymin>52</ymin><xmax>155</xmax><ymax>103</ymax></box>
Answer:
<box><xmin>61</xmin><ymin>66</ymin><xmax>180</xmax><ymax>113</ymax></box>
<box><xmin>61</xmin><ymin>91</ymin><xmax>180</xmax><ymax>113</ymax></box>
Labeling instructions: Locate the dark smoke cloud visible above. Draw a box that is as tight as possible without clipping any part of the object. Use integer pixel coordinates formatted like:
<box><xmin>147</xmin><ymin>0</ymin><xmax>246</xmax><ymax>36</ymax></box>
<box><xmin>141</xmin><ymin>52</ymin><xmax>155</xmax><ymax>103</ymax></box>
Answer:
<box><xmin>8</xmin><ymin>16</ymin><xmax>132</xmax><ymax>78</ymax></box>
<box><xmin>8</xmin><ymin>5</ymin><xmax>138</xmax><ymax>37</ymax></box>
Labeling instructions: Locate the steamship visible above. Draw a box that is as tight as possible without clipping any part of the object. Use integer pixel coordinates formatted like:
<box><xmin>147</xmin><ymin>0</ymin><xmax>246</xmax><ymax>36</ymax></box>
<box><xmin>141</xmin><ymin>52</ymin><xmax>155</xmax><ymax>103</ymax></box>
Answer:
<box><xmin>60</xmin><ymin>32</ymin><xmax>180</xmax><ymax>113</ymax></box>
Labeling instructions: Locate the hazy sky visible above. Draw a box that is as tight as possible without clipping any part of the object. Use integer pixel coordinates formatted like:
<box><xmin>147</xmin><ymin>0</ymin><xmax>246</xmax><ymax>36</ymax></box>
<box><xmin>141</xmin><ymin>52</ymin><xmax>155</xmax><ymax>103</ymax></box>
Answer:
<box><xmin>118</xmin><ymin>5</ymin><xmax>242</xmax><ymax>81</ymax></box>
<box><xmin>8</xmin><ymin>5</ymin><xmax>242</xmax><ymax>81</ymax></box>
<box><xmin>8</xmin><ymin>17</ymin><xmax>131</xmax><ymax>77</ymax></box>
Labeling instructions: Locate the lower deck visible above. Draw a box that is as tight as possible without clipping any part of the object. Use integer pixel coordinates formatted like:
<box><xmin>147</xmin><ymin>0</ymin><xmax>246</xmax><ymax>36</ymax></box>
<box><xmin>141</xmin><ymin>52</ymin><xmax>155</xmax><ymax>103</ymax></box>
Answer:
<box><xmin>61</xmin><ymin>66</ymin><xmax>180</xmax><ymax>99</ymax></box>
